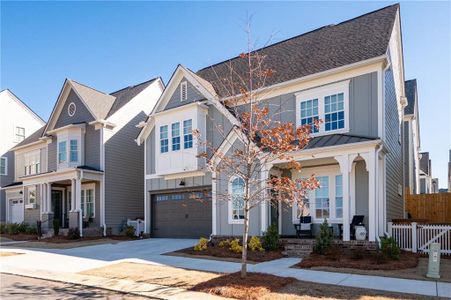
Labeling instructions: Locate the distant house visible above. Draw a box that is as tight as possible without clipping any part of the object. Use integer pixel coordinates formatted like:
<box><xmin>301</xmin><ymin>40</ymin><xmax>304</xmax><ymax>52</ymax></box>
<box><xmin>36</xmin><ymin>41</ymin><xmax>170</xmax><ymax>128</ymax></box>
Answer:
<box><xmin>448</xmin><ymin>150</ymin><xmax>451</xmax><ymax>192</ymax></box>
<box><xmin>419</xmin><ymin>152</ymin><xmax>433</xmax><ymax>194</ymax></box>
<box><xmin>0</xmin><ymin>89</ymin><xmax>45</xmax><ymax>223</ymax></box>
<box><xmin>2</xmin><ymin>78</ymin><xmax>163</xmax><ymax>235</ymax></box>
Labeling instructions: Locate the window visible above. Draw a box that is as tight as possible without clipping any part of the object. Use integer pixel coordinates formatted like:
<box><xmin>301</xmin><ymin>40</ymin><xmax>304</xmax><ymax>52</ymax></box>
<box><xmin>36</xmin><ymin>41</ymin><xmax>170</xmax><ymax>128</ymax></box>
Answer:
<box><xmin>70</xmin><ymin>140</ymin><xmax>78</xmax><ymax>162</ymax></box>
<box><xmin>0</xmin><ymin>157</ymin><xmax>7</xmax><ymax>176</ymax></box>
<box><xmin>160</xmin><ymin>125</ymin><xmax>169</xmax><ymax>153</ymax></box>
<box><xmin>28</xmin><ymin>186</ymin><xmax>36</xmax><ymax>204</ymax></box>
<box><xmin>335</xmin><ymin>175</ymin><xmax>343</xmax><ymax>218</ymax></box>
<box><xmin>24</xmin><ymin>151</ymin><xmax>40</xmax><ymax>176</ymax></box>
<box><xmin>156</xmin><ymin>195</ymin><xmax>170</xmax><ymax>201</ymax></box>
<box><xmin>58</xmin><ymin>141</ymin><xmax>67</xmax><ymax>163</ymax></box>
<box><xmin>230</xmin><ymin>176</ymin><xmax>245</xmax><ymax>222</ymax></box>
<box><xmin>180</xmin><ymin>81</ymin><xmax>188</xmax><ymax>101</ymax></box>
<box><xmin>325</xmin><ymin>93</ymin><xmax>345</xmax><ymax>131</ymax></box>
<box><xmin>300</xmin><ymin>99</ymin><xmax>319</xmax><ymax>133</ymax></box>
<box><xmin>315</xmin><ymin>176</ymin><xmax>329</xmax><ymax>219</ymax></box>
<box><xmin>171</xmin><ymin>122</ymin><xmax>180</xmax><ymax>151</ymax></box>
<box><xmin>68</xmin><ymin>102</ymin><xmax>76</xmax><ymax>117</ymax></box>
<box><xmin>15</xmin><ymin>127</ymin><xmax>25</xmax><ymax>142</ymax></box>
<box><xmin>183</xmin><ymin>119</ymin><xmax>193</xmax><ymax>149</ymax></box>
<box><xmin>81</xmin><ymin>188</ymin><xmax>94</xmax><ymax>218</ymax></box>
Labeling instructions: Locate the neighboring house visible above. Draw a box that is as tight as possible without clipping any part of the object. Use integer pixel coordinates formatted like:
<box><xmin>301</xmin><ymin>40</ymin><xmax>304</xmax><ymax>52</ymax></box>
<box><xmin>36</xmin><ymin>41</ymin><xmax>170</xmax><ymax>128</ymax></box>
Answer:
<box><xmin>419</xmin><ymin>152</ymin><xmax>432</xmax><ymax>194</ymax></box>
<box><xmin>448</xmin><ymin>150</ymin><xmax>451</xmax><ymax>192</ymax></box>
<box><xmin>403</xmin><ymin>79</ymin><xmax>421</xmax><ymax>195</ymax></box>
<box><xmin>431</xmin><ymin>178</ymin><xmax>439</xmax><ymax>193</ymax></box>
<box><xmin>2</xmin><ymin>78</ymin><xmax>164</xmax><ymax>236</ymax></box>
<box><xmin>137</xmin><ymin>4</ymin><xmax>407</xmax><ymax>242</ymax></box>
<box><xmin>0</xmin><ymin>89</ymin><xmax>45</xmax><ymax>223</ymax></box>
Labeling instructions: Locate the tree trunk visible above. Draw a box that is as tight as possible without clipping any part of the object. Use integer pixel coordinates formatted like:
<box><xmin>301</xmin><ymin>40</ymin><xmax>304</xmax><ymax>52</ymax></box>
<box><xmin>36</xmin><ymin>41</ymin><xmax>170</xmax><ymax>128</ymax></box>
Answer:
<box><xmin>241</xmin><ymin>200</ymin><xmax>250</xmax><ymax>278</ymax></box>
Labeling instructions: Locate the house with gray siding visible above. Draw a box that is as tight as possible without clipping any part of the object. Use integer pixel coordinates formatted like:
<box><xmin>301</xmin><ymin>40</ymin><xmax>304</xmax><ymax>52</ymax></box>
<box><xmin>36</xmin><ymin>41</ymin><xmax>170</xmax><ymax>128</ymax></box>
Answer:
<box><xmin>138</xmin><ymin>4</ymin><xmax>409</xmax><ymax>242</ymax></box>
<box><xmin>2</xmin><ymin>78</ymin><xmax>164</xmax><ymax>236</ymax></box>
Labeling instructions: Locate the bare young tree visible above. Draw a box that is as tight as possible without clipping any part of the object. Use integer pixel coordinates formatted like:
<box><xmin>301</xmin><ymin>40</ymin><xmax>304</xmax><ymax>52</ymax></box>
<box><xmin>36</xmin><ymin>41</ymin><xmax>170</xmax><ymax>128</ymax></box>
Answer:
<box><xmin>195</xmin><ymin>26</ymin><xmax>320</xmax><ymax>279</ymax></box>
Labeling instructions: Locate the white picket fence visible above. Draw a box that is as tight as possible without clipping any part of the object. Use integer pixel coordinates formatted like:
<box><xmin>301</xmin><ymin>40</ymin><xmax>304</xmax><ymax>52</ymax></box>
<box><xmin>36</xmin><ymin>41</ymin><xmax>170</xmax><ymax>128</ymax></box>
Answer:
<box><xmin>127</xmin><ymin>218</ymin><xmax>145</xmax><ymax>236</ymax></box>
<box><xmin>388</xmin><ymin>222</ymin><xmax>451</xmax><ymax>255</ymax></box>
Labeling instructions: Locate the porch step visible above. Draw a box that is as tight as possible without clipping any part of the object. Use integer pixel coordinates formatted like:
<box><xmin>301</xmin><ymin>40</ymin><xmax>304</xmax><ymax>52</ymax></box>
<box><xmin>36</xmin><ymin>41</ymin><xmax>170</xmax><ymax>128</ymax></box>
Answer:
<box><xmin>280</xmin><ymin>238</ymin><xmax>314</xmax><ymax>258</ymax></box>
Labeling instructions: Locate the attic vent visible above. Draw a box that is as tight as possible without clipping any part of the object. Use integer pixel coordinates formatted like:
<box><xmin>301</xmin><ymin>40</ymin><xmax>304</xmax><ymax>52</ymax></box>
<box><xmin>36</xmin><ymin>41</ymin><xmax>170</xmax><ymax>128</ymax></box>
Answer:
<box><xmin>68</xmin><ymin>102</ymin><xmax>76</xmax><ymax>117</ymax></box>
<box><xmin>180</xmin><ymin>81</ymin><xmax>188</xmax><ymax>101</ymax></box>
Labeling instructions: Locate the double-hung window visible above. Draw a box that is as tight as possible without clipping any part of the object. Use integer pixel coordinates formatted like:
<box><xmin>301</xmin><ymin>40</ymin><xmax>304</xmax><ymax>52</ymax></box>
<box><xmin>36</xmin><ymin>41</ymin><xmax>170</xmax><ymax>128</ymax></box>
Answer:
<box><xmin>15</xmin><ymin>127</ymin><xmax>25</xmax><ymax>142</ymax></box>
<box><xmin>183</xmin><ymin>119</ymin><xmax>193</xmax><ymax>149</ymax></box>
<box><xmin>160</xmin><ymin>125</ymin><xmax>169</xmax><ymax>153</ymax></box>
<box><xmin>315</xmin><ymin>176</ymin><xmax>329</xmax><ymax>219</ymax></box>
<box><xmin>171</xmin><ymin>122</ymin><xmax>180</xmax><ymax>151</ymax></box>
<box><xmin>300</xmin><ymin>99</ymin><xmax>319</xmax><ymax>133</ymax></box>
<box><xmin>335</xmin><ymin>175</ymin><xmax>343</xmax><ymax>218</ymax></box>
<box><xmin>28</xmin><ymin>186</ymin><xmax>36</xmax><ymax>204</ymax></box>
<box><xmin>70</xmin><ymin>140</ymin><xmax>78</xmax><ymax>162</ymax></box>
<box><xmin>58</xmin><ymin>141</ymin><xmax>67</xmax><ymax>163</ymax></box>
<box><xmin>81</xmin><ymin>187</ymin><xmax>95</xmax><ymax>218</ymax></box>
<box><xmin>230</xmin><ymin>176</ymin><xmax>245</xmax><ymax>222</ymax></box>
<box><xmin>0</xmin><ymin>157</ymin><xmax>7</xmax><ymax>176</ymax></box>
<box><xmin>325</xmin><ymin>93</ymin><xmax>345</xmax><ymax>131</ymax></box>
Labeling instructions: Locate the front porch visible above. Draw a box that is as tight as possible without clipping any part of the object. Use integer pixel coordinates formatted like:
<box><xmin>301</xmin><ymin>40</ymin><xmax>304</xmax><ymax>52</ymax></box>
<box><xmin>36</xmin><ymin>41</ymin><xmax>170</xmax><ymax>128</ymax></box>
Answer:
<box><xmin>262</xmin><ymin>141</ymin><xmax>386</xmax><ymax>242</ymax></box>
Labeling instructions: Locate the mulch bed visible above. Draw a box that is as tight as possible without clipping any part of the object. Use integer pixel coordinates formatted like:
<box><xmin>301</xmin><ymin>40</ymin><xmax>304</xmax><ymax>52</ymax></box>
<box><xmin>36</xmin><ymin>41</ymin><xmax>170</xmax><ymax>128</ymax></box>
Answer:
<box><xmin>0</xmin><ymin>233</ymin><xmax>38</xmax><ymax>241</ymax></box>
<box><xmin>296</xmin><ymin>249</ymin><xmax>419</xmax><ymax>270</ymax></box>
<box><xmin>40</xmin><ymin>235</ymin><xmax>140</xmax><ymax>243</ymax></box>
<box><xmin>176</xmin><ymin>246</ymin><xmax>284</xmax><ymax>263</ymax></box>
<box><xmin>191</xmin><ymin>272</ymin><xmax>295</xmax><ymax>300</ymax></box>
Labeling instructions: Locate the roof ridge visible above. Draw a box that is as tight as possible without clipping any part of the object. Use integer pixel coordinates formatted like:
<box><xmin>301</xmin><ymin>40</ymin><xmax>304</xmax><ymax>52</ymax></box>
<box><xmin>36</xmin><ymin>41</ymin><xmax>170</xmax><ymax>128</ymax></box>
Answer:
<box><xmin>109</xmin><ymin>77</ymin><xmax>158</xmax><ymax>95</ymax></box>
<box><xmin>69</xmin><ymin>79</ymin><xmax>114</xmax><ymax>97</ymax></box>
<box><xmin>197</xmin><ymin>3</ymin><xmax>399</xmax><ymax>74</ymax></box>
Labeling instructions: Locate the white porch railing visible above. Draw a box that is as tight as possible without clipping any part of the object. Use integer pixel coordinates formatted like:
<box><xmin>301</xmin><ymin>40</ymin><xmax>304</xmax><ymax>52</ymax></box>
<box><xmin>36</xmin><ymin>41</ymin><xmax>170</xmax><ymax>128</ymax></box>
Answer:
<box><xmin>388</xmin><ymin>222</ymin><xmax>451</xmax><ymax>255</ymax></box>
<box><xmin>127</xmin><ymin>219</ymin><xmax>145</xmax><ymax>237</ymax></box>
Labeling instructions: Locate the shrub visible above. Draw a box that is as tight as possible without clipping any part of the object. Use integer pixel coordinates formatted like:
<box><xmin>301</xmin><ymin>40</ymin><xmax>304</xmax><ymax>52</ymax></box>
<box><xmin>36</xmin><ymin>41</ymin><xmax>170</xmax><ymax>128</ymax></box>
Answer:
<box><xmin>380</xmin><ymin>236</ymin><xmax>400</xmax><ymax>260</ymax></box>
<box><xmin>17</xmin><ymin>222</ymin><xmax>29</xmax><ymax>233</ymax></box>
<box><xmin>122</xmin><ymin>225</ymin><xmax>136</xmax><ymax>238</ymax></box>
<box><xmin>53</xmin><ymin>219</ymin><xmax>60</xmax><ymax>236</ymax></box>
<box><xmin>229</xmin><ymin>238</ymin><xmax>242</xmax><ymax>253</ymax></box>
<box><xmin>218</xmin><ymin>239</ymin><xmax>230</xmax><ymax>248</ymax></box>
<box><xmin>25</xmin><ymin>225</ymin><xmax>37</xmax><ymax>235</ymax></box>
<box><xmin>249</xmin><ymin>236</ymin><xmax>264</xmax><ymax>252</ymax></box>
<box><xmin>314</xmin><ymin>219</ymin><xmax>333</xmax><ymax>255</ymax></box>
<box><xmin>6</xmin><ymin>223</ymin><xmax>20</xmax><ymax>235</ymax></box>
<box><xmin>194</xmin><ymin>237</ymin><xmax>209</xmax><ymax>251</ymax></box>
<box><xmin>67</xmin><ymin>228</ymin><xmax>80</xmax><ymax>240</ymax></box>
<box><xmin>0</xmin><ymin>223</ymin><xmax>6</xmax><ymax>234</ymax></box>
<box><xmin>263</xmin><ymin>223</ymin><xmax>279</xmax><ymax>251</ymax></box>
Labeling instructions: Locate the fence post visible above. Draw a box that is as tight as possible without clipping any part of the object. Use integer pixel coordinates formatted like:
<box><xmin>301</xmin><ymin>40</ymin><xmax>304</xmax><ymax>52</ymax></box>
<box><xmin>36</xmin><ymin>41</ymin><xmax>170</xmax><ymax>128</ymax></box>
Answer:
<box><xmin>411</xmin><ymin>222</ymin><xmax>417</xmax><ymax>253</ymax></box>
<box><xmin>388</xmin><ymin>222</ymin><xmax>393</xmax><ymax>237</ymax></box>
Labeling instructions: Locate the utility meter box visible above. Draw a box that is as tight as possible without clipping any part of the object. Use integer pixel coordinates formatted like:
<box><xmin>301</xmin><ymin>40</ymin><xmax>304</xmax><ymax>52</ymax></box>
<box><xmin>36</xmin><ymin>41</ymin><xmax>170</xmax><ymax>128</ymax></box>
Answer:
<box><xmin>426</xmin><ymin>243</ymin><xmax>441</xmax><ymax>279</ymax></box>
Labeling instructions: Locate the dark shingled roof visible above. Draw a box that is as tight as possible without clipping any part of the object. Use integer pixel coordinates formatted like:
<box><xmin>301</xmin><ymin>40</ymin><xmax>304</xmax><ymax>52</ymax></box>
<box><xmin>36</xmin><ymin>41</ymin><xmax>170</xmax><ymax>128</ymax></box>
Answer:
<box><xmin>13</xmin><ymin>125</ymin><xmax>46</xmax><ymax>149</ymax></box>
<box><xmin>3</xmin><ymin>181</ymin><xmax>23</xmax><ymax>188</ymax></box>
<box><xmin>108</xmin><ymin>78</ymin><xmax>158</xmax><ymax>117</ymax></box>
<box><xmin>404</xmin><ymin>79</ymin><xmax>417</xmax><ymax>115</ymax></box>
<box><xmin>304</xmin><ymin>134</ymin><xmax>377</xmax><ymax>150</ymax></box>
<box><xmin>196</xmin><ymin>4</ymin><xmax>399</xmax><ymax>97</ymax></box>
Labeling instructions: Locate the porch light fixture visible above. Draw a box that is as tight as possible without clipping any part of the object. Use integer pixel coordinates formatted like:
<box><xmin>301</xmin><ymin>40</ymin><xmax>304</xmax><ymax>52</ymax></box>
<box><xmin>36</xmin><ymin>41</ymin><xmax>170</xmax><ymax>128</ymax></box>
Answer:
<box><xmin>179</xmin><ymin>180</ymin><xmax>185</xmax><ymax>186</ymax></box>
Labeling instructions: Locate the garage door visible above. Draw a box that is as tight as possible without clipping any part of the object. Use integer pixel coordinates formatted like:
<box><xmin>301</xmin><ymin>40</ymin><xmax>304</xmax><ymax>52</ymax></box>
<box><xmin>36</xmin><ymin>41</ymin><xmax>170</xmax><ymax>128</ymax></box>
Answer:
<box><xmin>151</xmin><ymin>190</ymin><xmax>211</xmax><ymax>238</ymax></box>
<box><xmin>9</xmin><ymin>198</ymin><xmax>24</xmax><ymax>224</ymax></box>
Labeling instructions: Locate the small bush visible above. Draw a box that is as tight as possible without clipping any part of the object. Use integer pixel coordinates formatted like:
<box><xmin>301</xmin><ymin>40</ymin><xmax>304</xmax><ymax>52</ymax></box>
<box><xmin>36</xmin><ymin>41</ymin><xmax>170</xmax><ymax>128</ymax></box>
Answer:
<box><xmin>53</xmin><ymin>219</ymin><xmax>60</xmax><ymax>236</ymax></box>
<box><xmin>229</xmin><ymin>239</ymin><xmax>242</xmax><ymax>253</ymax></box>
<box><xmin>263</xmin><ymin>223</ymin><xmax>279</xmax><ymax>251</ymax></box>
<box><xmin>122</xmin><ymin>225</ymin><xmax>136</xmax><ymax>238</ymax></box>
<box><xmin>6</xmin><ymin>223</ymin><xmax>20</xmax><ymax>235</ymax></box>
<box><xmin>218</xmin><ymin>239</ymin><xmax>230</xmax><ymax>248</ymax></box>
<box><xmin>194</xmin><ymin>237</ymin><xmax>209</xmax><ymax>251</ymax></box>
<box><xmin>25</xmin><ymin>225</ymin><xmax>37</xmax><ymax>235</ymax></box>
<box><xmin>249</xmin><ymin>236</ymin><xmax>264</xmax><ymax>252</ymax></box>
<box><xmin>314</xmin><ymin>219</ymin><xmax>333</xmax><ymax>255</ymax></box>
<box><xmin>0</xmin><ymin>223</ymin><xmax>6</xmax><ymax>234</ymax></box>
<box><xmin>67</xmin><ymin>228</ymin><xmax>80</xmax><ymax>240</ymax></box>
<box><xmin>380</xmin><ymin>236</ymin><xmax>400</xmax><ymax>260</ymax></box>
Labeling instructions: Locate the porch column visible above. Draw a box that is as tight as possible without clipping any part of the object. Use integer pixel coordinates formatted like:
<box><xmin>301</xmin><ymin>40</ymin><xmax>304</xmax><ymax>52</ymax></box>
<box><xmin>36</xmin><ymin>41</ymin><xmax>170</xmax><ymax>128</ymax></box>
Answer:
<box><xmin>335</xmin><ymin>155</ymin><xmax>350</xmax><ymax>241</ymax></box>
<box><xmin>75</xmin><ymin>177</ymin><xmax>83</xmax><ymax>237</ymax></box>
<box><xmin>260</xmin><ymin>165</ymin><xmax>270</xmax><ymax>235</ymax></box>
<box><xmin>361</xmin><ymin>150</ymin><xmax>377</xmax><ymax>242</ymax></box>
<box><xmin>70</xmin><ymin>179</ymin><xmax>76</xmax><ymax>212</ymax></box>
<box><xmin>46</xmin><ymin>183</ymin><xmax>52</xmax><ymax>213</ymax></box>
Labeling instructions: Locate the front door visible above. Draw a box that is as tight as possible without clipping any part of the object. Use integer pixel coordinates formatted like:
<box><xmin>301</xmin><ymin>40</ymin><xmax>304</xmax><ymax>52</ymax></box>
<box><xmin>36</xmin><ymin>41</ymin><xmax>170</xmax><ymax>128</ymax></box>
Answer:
<box><xmin>51</xmin><ymin>190</ymin><xmax>63</xmax><ymax>227</ymax></box>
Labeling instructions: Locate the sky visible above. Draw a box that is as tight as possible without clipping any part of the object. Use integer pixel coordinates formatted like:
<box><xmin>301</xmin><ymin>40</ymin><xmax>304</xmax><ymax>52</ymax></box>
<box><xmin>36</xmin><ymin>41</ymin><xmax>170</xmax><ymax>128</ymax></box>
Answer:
<box><xmin>1</xmin><ymin>1</ymin><xmax>450</xmax><ymax>187</ymax></box>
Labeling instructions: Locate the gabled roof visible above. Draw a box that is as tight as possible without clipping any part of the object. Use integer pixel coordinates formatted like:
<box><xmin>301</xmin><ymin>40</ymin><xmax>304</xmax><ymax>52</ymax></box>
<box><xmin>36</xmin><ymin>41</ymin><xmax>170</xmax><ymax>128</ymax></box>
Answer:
<box><xmin>404</xmin><ymin>79</ymin><xmax>417</xmax><ymax>115</ymax></box>
<box><xmin>0</xmin><ymin>89</ymin><xmax>45</xmax><ymax>124</ymax></box>
<box><xmin>13</xmin><ymin>125</ymin><xmax>46</xmax><ymax>149</ymax></box>
<box><xmin>108</xmin><ymin>77</ymin><xmax>159</xmax><ymax>118</ymax></box>
<box><xmin>196</xmin><ymin>4</ymin><xmax>399</xmax><ymax>97</ymax></box>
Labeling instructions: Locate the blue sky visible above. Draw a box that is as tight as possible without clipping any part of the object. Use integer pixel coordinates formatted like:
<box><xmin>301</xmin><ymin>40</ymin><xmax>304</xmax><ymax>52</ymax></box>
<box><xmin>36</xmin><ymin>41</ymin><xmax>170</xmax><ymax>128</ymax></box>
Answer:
<box><xmin>1</xmin><ymin>1</ymin><xmax>450</xmax><ymax>187</ymax></box>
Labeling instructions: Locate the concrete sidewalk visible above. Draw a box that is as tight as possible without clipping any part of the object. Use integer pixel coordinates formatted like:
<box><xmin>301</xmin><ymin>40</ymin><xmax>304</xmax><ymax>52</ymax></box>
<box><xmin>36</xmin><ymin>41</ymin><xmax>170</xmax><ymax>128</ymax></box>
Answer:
<box><xmin>1</xmin><ymin>239</ymin><xmax>450</xmax><ymax>298</ymax></box>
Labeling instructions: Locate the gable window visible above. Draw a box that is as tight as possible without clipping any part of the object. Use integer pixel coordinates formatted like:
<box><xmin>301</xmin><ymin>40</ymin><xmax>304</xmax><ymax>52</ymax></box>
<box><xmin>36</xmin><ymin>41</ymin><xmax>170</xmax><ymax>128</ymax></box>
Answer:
<box><xmin>325</xmin><ymin>93</ymin><xmax>345</xmax><ymax>131</ymax></box>
<box><xmin>0</xmin><ymin>157</ymin><xmax>7</xmax><ymax>176</ymax></box>
<box><xmin>160</xmin><ymin>125</ymin><xmax>169</xmax><ymax>153</ymax></box>
<box><xmin>335</xmin><ymin>175</ymin><xmax>343</xmax><ymax>218</ymax></box>
<box><xmin>28</xmin><ymin>186</ymin><xmax>36</xmax><ymax>204</ymax></box>
<box><xmin>300</xmin><ymin>99</ymin><xmax>319</xmax><ymax>133</ymax></box>
<box><xmin>15</xmin><ymin>127</ymin><xmax>25</xmax><ymax>142</ymax></box>
<box><xmin>229</xmin><ymin>176</ymin><xmax>245</xmax><ymax>223</ymax></box>
<box><xmin>180</xmin><ymin>81</ymin><xmax>188</xmax><ymax>101</ymax></box>
<box><xmin>171</xmin><ymin>122</ymin><xmax>180</xmax><ymax>151</ymax></box>
<box><xmin>183</xmin><ymin>119</ymin><xmax>193</xmax><ymax>149</ymax></box>
<box><xmin>315</xmin><ymin>176</ymin><xmax>329</xmax><ymax>219</ymax></box>
<box><xmin>296</xmin><ymin>80</ymin><xmax>349</xmax><ymax>135</ymax></box>
<box><xmin>70</xmin><ymin>140</ymin><xmax>78</xmax><ymax>162</ymax></box>
<box><xmin>58</xmin><ymin>141</ymin><xmax>67</xmax><ymax>163</ymax></box>
<box><xmin>68</xmin><ymin>102</ymin><xmax>76</xmax><ymax>117</ymax></box>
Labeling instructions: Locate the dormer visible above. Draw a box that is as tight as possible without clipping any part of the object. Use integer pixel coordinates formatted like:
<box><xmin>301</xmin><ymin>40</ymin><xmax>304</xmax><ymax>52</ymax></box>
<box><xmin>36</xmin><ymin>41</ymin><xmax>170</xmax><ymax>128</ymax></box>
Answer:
<box><xmin>47</xmin><ymin>123</ymin><xmax>85</xmax><ymax>170</ymax></box>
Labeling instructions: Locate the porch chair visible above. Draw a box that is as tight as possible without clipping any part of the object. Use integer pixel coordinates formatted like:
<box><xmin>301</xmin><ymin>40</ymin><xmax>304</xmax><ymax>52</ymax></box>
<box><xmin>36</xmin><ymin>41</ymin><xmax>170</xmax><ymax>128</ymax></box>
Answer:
<box><xmin>294</xmin><ymin>216</ymin><xmax>313</xmax><ymax>238</ymax></box>
<box><xmin>350</xmin><ymin>215</ymin><xmax>365</xmax><ymax>239</ymax></box>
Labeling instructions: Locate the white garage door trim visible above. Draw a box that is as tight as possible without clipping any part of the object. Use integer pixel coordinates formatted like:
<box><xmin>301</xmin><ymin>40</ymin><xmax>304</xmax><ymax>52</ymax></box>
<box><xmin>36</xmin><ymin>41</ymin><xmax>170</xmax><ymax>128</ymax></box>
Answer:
<box><xmin>8</xmin><ymin>198</ymin><xmax>24</xmax><ymax>224</ymax></box>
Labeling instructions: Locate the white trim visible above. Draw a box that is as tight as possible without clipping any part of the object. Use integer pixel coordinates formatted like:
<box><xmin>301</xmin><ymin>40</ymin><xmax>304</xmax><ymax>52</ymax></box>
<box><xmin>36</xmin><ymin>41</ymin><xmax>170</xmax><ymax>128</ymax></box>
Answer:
<box><xmin>80</xmin><ymin>183</ymin><xmax>95</xmax><ymax>219</ymax></box>
<box><xmin>211</xmin><ymin>171</ymin><xmax>217</xmax><ymax>235</ymax></box>
<box><xmin>163</xmin><ymin>170</ymin><xmax>206</xmax><ymax>180</ymax></box>
<box><xmin>228</xmin><ymin>175</ymin><xmax>245</xmax><ymax>225</ymax></box>
<box><xmin>180</xmin><ymin>81</ymin><xmax>188</xmax><ymax>101</ymax></box>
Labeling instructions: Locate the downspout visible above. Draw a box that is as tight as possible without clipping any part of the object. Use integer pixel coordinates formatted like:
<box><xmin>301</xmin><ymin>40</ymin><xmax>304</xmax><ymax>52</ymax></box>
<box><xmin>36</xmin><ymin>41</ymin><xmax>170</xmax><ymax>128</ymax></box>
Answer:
<box><xmin>79</xmin><ymin>170</ymin><xmax>83</xmax><ymax>238</ymax></box>
<box><xmin>100</xmin><ymin>127</ymin><xmax>106</xmax><ymax>236</ymax></box>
